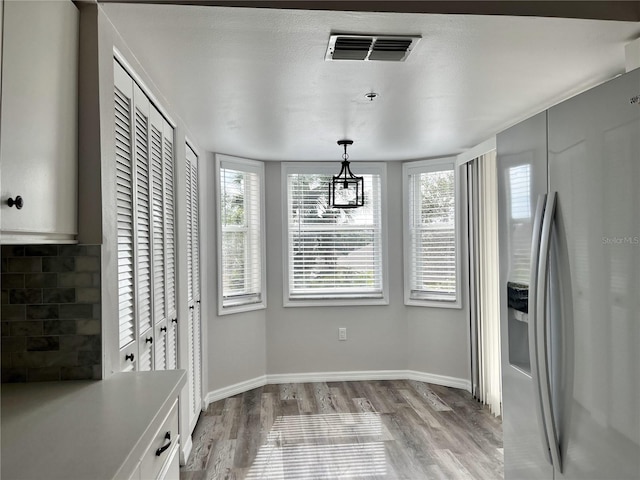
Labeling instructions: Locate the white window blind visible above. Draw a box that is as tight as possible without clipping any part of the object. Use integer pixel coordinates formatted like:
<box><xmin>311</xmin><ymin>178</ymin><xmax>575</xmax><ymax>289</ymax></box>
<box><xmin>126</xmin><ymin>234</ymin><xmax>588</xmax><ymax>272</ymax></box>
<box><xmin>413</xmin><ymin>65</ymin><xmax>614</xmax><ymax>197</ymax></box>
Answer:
<box><xmin>284</xmin><ymin>163</ymin><xmax>387</xmax><ymax>303</ymax></box>
<box><xmin>217</xmin><ymin>156</ymin><xmax>265</xmax><ymax>313</ymax></box>
<box><xmin>404</xmin><ymin>158</ymin><xmax>460</xmax><ymax>306</ymax></box>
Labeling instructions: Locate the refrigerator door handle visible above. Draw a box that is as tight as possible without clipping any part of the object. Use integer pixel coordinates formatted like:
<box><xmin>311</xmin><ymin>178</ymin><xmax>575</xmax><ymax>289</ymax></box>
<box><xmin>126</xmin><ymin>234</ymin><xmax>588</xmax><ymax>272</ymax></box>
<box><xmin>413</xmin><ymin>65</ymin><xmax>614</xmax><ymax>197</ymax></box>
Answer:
<box><xmin>536</xmin><ymin>191</ymin><xmax>562</xmax><ymax>473</ymax></box>
<box><xmin>528</xmin><ymin>194</ymin><xmax>552</xmax><ymax>465</ymax></box>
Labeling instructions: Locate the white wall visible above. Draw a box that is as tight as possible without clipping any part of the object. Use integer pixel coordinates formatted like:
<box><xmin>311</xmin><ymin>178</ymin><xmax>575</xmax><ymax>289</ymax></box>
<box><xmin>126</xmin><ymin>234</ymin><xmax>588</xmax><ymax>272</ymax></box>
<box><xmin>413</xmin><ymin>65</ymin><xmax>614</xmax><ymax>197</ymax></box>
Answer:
<box><xmin>260</xmin><ymin>161</ymin><xmax>470</xmax><ymax>384</ymax></box>
<box><xmin>264</xmin><ymin>162</ymin><xmax>408</xmax><ymax>375</ymax></box>
<box><xmin>199</xmin><ymin>153</ymin><xmax>267</xmax><ymax>393</ymax></box>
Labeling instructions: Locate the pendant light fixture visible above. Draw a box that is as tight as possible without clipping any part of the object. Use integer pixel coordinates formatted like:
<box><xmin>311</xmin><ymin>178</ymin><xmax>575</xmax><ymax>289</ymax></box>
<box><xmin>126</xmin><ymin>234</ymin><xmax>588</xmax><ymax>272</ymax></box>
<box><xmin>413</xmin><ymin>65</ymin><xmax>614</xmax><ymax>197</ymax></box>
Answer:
<box><xmin>329</xmin><ymin>139</ymin><xmax>364</xmax><ymax>208</ymax></box>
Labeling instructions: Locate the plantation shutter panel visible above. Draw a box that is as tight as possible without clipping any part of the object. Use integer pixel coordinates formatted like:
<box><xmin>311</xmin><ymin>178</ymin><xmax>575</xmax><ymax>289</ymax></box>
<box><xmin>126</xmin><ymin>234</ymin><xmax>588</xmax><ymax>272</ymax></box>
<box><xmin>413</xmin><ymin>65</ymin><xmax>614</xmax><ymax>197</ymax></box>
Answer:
<box><xmin>287</xmin><ymin>172</ymin><xmax>383</xmax><ymax>299</ymax></box>
<box><xmin>163</xmin><ymin>120</ymin><xmax>178</xmax><ymax>370</ymax></box>
<box><xmin>408</xmin><ymin>165</ymin><xmax>457</xmax><ymax>302</ymax></box>
<box><xmin>149</xmin><ymin>106</ymin><xmax>167</xmax><ymax>370</ymax></box>
<box><xmin>186</xmin><ymin>145</ymin><xmax>202</xmax><ymax>429</ymax></box>
<box><xmin>150</xmin><ymin>107</ymin><xmax>165</xmax><ymax>327</ymax></box>
<box><xmin>133</xmin><ymin>85</ymin><xmax>154</xmax><ymax>371</ymax></box>
<box><xmin>114</xmin><ymin>59</ymin><xmax>178</xmax><ymax>373</ymax></box>
<box><xmin>191</xmin><ymin>152</ymin><xmax>201</xmax><ymax>415</ymax></box>
<box><xmin>114</xmin><ymin>61</ymin><xmax>137</xmax><ymax>371</ymax></box>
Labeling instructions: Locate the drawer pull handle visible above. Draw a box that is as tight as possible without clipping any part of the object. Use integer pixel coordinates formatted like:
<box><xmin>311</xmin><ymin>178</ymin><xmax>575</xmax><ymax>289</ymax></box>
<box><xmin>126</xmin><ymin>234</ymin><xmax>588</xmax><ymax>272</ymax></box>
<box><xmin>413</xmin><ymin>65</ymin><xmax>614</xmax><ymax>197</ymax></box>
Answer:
<box><xmin>155</xmin><ymin>432</ymin><xmax>172</xmax><ymax>456</ymax></box>
<box><xmin>160</xmin><ymin>326</ymin><xmax>167</xmax><ymax>333</ymax></box>
<box><xmin>189</xmin><ymin>305</ymin><xmax>194</xmax><ymax>310</ymax></box>
<box><xmin>125</xmin><ymin>353</ymin><xmax>134</xmax><ymax>362</ymax></box>
<box><xmin>171</xmin><ymin>318</ymin><xmax>178</xmax><ymax>324</ymax></box>
<box><xmin>7</xmin><ymin>196</ymin><xmax>24</xmax><ymax>209</ymax></box>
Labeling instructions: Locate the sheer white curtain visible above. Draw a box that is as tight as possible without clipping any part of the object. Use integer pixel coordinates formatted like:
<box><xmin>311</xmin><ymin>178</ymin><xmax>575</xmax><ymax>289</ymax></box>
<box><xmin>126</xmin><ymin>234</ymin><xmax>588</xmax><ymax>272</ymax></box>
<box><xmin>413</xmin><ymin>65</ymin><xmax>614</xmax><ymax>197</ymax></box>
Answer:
<box><xmin>468</xmin><ymin>150</ymin><xmax>502</xmax><ymax>416</ymax></box>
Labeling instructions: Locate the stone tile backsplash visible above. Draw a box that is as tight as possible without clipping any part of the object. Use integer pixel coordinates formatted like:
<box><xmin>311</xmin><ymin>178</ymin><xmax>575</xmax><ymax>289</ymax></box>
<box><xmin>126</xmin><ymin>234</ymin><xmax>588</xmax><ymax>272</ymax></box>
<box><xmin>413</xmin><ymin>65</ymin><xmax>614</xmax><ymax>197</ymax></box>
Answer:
<box><xmin>1</xmin><ymin>245</ymin><xmax>101</xmax><ymax>382</ymax></box>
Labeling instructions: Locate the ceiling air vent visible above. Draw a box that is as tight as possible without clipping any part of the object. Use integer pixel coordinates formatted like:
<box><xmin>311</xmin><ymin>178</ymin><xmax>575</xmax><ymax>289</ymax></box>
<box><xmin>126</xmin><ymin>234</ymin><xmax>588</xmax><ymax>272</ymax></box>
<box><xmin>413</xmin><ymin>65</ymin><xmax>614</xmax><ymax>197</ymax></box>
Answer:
<box><xmin>326</xmin><ymin>34</ymin><xmax>420</xmax><ymax>62</ymax></box>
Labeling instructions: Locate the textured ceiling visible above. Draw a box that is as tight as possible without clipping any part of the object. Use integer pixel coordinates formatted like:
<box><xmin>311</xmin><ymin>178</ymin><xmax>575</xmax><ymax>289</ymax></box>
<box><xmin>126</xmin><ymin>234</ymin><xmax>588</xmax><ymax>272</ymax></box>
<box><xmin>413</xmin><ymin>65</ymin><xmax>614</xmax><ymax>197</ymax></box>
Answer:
<box><xmin>101</xmin><ymin>3</ymin><xmax>640</xmax><ymax>161</ymax></box>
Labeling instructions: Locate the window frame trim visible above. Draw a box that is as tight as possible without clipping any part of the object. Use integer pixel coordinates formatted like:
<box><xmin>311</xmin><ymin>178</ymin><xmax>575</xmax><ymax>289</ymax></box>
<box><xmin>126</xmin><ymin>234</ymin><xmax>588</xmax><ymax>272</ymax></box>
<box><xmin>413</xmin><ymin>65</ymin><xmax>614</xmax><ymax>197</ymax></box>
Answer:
<box><xmin>281</xmin><ymin>162</ymin><xmax>389</xmax><ymax>307</ymax></box>
<box><xmin>215</xmin><ymin>154</ymin><xmax>267</xmax><ymax>315</ymax></box>
<box><xmin>402</xmin><ymin>157</ymin><xmax>462</xmax><ymax>309</ymax></box>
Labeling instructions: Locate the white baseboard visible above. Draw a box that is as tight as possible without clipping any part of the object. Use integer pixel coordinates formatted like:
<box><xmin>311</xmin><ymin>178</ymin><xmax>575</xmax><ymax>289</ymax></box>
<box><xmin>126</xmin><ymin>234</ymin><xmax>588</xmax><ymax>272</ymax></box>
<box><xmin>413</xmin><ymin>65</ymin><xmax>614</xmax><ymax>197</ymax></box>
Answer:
<box><xmin>267</xmin><ymin>369</ymin><xmax>407</xmax><ymax>384</ymax></box>
<box><xmin>204</xmin><ymin>375</ymin><xmax>267</xmax><ymax>408</ymax></box>
<box><xmin>406</xmin><ymin>370</ymin><xmax>472</xmax><ymax>392</ymax></box>
<box><xmin>203</xmin><ymin>370</ymin><xmax>471</xmax><ymax>408</ymax></box>
<box><xmin>180</xmin><ymin>434</ymin><xmax>193</xmax><ymax>466</ymax></box>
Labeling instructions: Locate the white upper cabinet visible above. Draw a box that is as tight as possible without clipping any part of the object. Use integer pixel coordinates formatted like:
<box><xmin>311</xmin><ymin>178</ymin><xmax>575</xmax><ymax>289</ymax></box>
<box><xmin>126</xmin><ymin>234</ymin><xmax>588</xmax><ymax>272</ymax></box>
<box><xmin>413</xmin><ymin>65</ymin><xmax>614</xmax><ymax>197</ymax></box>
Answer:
<box><xmin>0</xmin><ymin>0</ymin><xmax>79</xmax><ymax>244</ymax></box>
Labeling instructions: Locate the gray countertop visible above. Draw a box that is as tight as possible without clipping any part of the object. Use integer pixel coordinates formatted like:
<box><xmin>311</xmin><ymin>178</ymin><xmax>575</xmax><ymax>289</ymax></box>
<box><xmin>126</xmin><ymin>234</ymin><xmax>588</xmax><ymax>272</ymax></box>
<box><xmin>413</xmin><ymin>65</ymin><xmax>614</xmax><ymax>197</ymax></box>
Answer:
<box><xmin>1</xmin><ymin>370</ymin><xmax>186</xmax><ymax>480</ymax></box>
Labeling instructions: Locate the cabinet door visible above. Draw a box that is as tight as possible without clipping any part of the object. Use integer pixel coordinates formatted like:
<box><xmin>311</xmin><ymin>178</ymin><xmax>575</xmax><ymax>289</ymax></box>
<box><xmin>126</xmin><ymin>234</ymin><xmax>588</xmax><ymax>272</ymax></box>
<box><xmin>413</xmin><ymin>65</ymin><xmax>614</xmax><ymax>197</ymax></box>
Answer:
<box><xmin>185</xmin><ymin>145</ymin><xmax>202</xmax><ymax>431</ymax></box>
<box><xmin>0</xmin><ymin>0</ymin><xmax>78</xmax><ymax>243</ymax></box>
<box><xmin>164</xmin><ymin>123</ymin><xmax>178</xmax><ymax>370</ymax></box>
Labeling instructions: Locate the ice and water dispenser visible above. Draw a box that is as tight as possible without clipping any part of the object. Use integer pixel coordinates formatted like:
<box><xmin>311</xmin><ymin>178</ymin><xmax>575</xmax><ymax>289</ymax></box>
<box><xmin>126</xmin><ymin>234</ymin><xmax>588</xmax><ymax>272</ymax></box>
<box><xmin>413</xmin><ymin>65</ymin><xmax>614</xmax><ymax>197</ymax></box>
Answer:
<box><xmin>507</xmin><ymin>282</ymin><xmax>530</xmax><ymax>373</ymax></box>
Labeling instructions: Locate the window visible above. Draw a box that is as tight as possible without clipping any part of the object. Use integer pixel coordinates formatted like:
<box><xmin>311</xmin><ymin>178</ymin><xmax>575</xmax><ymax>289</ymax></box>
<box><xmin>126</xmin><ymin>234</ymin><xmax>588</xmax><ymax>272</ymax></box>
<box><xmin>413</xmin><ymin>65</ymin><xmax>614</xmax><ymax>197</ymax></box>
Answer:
<box><xmin>283</xmin><ymin>163</ymin><xmax>388</xmax><ymax>306</ymax></box>
<box><xmin>216</xmin><ymin>155</ymin><xmax>266</xmax><ymax>314</ymax></box>
<box><xmin>403</xmin><ymin>158</ymin><xmax>461</xmax><ymax>308</ymax></box>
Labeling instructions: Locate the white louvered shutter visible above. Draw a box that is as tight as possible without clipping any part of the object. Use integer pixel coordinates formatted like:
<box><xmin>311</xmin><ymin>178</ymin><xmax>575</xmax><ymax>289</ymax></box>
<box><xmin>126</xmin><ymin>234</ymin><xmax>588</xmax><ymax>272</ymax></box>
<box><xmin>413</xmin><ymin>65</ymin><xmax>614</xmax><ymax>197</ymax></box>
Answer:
<box><xmin>163</xmin><ymin>120</ymin><xmax>178</xmax><ymax>370</ymax></box>
<box><xmin>186</xmin><ymin>145</ymin><xmax>202</xmax><ymax>429</ymax></box>
<box><xmin>114</xmin><ymin>59</ymin><xmax>179</xmax><ymax>373</ymax></box>
<box><xmin>114</xmin><ymin>60</ymin><xmax>137</xmax><ymax>371</ymax></box>
<box><xmin>149</xmin><ymin>106</ymin><xmax>166</xmax><ymax>370</ymax></box>
<box><xmin>191</xmin><ymin>152</ymin><xmax>202</xmax><ymax>415</ymax></box>
<box><xmin>408</xmin><ymin>164</ymin><xmax>458</xmax><ymax>302</ymax></box>
<box><xmin>133</xmin><ymin>85</ymin><xmax>154</xmax><ymax>371</ymax></box>
<box><xmin>287</xmin><ymin>172</ymin><xmax>383</xmax><ymax>299</ymax></box>
<box><xmin>150</xmin><ymin>107</ymin><xmax>165</xmax><ymax>327</ymax></box>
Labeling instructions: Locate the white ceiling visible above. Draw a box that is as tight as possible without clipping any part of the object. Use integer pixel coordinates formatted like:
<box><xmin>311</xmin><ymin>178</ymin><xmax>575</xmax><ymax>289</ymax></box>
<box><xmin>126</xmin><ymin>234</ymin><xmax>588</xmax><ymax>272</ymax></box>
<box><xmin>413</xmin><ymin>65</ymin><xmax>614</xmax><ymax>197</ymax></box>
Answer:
<box><xmin>101</xmin><ymin>3</ymin><xmax>640</xmax><ymax>161</ymax></box>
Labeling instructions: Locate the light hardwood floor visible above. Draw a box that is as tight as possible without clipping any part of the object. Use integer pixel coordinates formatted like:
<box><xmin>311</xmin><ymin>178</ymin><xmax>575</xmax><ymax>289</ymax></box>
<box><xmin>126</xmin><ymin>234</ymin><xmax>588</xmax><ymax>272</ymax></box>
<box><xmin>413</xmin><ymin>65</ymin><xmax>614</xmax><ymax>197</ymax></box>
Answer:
<box><xmin>181</xmin><ymin>380</ymin><xmax>503</xmax><ymax>479</ymax></box>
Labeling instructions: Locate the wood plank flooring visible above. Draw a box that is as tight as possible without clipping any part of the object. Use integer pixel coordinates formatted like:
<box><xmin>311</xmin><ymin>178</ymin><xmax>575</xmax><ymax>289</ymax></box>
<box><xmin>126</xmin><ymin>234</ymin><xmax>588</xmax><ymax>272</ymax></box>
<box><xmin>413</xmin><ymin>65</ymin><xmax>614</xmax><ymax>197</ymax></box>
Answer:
<box><xmin>181</xmin><ymin>380</ymin><xmax>503</xmax><ymax>480</ymax></box>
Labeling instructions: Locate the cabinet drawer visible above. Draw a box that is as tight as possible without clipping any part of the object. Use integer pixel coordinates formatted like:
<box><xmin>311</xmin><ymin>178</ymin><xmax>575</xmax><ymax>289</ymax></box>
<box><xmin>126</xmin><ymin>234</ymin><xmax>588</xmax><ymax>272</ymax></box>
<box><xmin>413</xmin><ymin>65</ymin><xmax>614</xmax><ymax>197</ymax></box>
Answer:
<box><xmin>140</xmin><ymin>400</ymin><xmax>179</xmax><ymax>480</ymax></box>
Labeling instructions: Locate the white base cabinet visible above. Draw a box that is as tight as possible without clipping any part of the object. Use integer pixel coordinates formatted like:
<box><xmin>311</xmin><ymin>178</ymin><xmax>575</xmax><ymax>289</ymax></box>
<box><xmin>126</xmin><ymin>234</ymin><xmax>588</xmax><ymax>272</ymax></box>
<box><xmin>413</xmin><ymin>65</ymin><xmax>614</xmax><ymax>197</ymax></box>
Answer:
<box><xmin>0</xmin><ymin>0</ymin><xmax>78</xmax><ymax>244</ymax></box>
<box><xmin>1</xmin><ymin>371</ymin><xmax>186</xmax><ymax>480</ymax></box>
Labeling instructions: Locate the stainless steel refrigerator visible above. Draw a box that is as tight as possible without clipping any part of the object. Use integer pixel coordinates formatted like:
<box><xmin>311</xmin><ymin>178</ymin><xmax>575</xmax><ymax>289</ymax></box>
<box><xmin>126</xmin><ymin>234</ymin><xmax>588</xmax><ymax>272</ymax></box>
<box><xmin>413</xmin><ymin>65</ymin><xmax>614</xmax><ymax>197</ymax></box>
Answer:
<box><xmin>497</xmin><ymin>68</ymin><xmax>640</xmax><ymax>479</ymax></box>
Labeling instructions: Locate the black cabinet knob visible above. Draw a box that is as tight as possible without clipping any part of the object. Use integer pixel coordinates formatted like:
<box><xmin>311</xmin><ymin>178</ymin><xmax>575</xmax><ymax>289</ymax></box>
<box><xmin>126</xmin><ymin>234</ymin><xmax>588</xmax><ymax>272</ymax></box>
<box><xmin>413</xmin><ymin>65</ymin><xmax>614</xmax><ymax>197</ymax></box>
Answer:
<box><xmin>160</xmin><ymin>326</ymin><xmax>167</xmax><ymax>333</ymax></box>
<box><xmin>171</xmin><ymin>318</ymin><xmax>178</xmax><ymax>324</ymax></box>
<box><xmin>7</xmin><ymin>196</ymin><xmax>23</xmax><ymax>209</ymax></box>
<box><xmin>189</xmin><ymin>306</ymin><xmax>194</xmax><ymax>310</ymax></box>
<box><xmin>145</xmin><ymin>337</ymin><xmax>153</xmax><ymax>344</ymax></box>
<box><xmin>125</xmin><ymin>353</ymin><xmax>135</xmax><ymax>362</ymax></box>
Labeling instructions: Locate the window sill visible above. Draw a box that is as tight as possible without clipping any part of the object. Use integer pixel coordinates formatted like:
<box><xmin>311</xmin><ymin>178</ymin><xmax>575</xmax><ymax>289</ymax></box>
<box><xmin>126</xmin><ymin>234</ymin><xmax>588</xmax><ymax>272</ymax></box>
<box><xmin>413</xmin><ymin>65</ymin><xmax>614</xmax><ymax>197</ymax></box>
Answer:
<box><xmin>283</xmin><ymin>297</ymin><xmax>389</xmax><ymax>308</ymax></box>
<box><xmin>218</xmin><ymin>301</ymin><xmax>267</xmax><ymax>316</ymax></box>
<box><xmin>404</xmin><ymin>297</ymin><xmax>462</xmax><ymax>309</ymax></box>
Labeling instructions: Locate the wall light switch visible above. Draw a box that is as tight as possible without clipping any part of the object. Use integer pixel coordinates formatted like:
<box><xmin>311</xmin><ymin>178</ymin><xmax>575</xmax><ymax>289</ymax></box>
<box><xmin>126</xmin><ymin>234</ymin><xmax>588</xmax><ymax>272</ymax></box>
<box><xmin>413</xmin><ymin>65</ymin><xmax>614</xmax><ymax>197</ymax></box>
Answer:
<box><xmin>338</xmin><ymin>327</ymin><xmax>347</xmax><ymax>341</ymax></box>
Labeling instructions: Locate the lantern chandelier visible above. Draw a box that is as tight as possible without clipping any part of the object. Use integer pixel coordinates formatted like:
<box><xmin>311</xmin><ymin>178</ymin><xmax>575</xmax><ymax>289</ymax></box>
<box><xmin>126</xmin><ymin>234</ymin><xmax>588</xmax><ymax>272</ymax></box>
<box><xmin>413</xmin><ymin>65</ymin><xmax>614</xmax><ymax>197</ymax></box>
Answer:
<box><xmin>329</xmin><ymin>139</ymin><xmax>364</xmax><ymax>208</ymax></box>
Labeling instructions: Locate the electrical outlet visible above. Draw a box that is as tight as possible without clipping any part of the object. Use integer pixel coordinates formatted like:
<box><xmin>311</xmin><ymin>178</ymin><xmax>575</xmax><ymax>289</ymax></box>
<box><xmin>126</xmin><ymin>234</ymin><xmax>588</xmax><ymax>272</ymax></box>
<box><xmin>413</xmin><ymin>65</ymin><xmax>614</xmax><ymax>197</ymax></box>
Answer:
<box><xmin>338</xmin><ymin>327</ymin><xmax>347</xmax><ymax>341</ymax></box>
